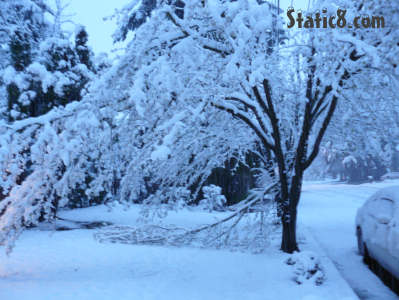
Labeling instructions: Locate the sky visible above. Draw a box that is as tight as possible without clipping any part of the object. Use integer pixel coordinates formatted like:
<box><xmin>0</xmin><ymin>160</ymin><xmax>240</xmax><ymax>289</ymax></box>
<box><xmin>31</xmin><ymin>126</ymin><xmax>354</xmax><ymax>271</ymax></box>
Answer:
<box><xmin>64</xmin><ymin>0</ymin><xmax>128</xmax><ymax>55</ymax></box>
<box><xmin>280</xmin><ymin>0</ymin><xmax>312</xmax><ymax>10</ymax></box>
<box><xmin>65</xmin><ymin>0</ymin><xmax>310</xmax><ymax>55</ymax></box>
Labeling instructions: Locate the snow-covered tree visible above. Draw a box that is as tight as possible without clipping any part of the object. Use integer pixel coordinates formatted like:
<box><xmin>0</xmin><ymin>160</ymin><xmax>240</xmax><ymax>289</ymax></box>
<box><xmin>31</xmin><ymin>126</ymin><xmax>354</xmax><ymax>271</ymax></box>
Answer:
<box><xmin>112</xmin><ymin>0</ymin><xmax>184</xmax><ymax>42</ymax></box>
<box><xmin>101</xmin><ymin>0</ymin><xmax>399</xmax><ymax>253</ymax></box>
<box><xmin>75</xmin><ymin>25</ymin><xmax>94</xmax><ymax>72</ymax></box>
<box><xmin>0</xmin><ymin>99</ymin><xmax>114</xmax><ymax>252</ymax></box>
<box><xmin>1</xmin><ymin>0</ymin><xmax>95</xmax><ymax>121</ymax></box>
<box><xmin>0</xmin><ymin>0</ymin><xmax>49</xmax><ymax>120</ymax></box>
<box><xmin>0</xmin><ymin>0</ymin><xmax>100</xmax><ymax>252</ymax></box>
<box><xmin>306</xmin><ymin>0</ymin><xmax>399</xmax><ymax>182</ymax></box>
<box><xmin>0</xmin><ymin>0</ymin><xmax>397</xmax><ymax>256</ymax></box>
<box><xmin>87</xmin><ymin>1</ymin><xmax>316</xmax><ymax>252</ymax></box>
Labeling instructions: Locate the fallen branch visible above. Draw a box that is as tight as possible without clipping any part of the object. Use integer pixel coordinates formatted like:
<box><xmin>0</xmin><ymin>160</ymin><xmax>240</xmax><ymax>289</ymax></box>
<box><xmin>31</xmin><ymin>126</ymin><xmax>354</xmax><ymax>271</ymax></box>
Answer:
<box><xmin>94</xmin><ymin>182</ymin><xmax>278</xmax><ymax>249</ymax></box>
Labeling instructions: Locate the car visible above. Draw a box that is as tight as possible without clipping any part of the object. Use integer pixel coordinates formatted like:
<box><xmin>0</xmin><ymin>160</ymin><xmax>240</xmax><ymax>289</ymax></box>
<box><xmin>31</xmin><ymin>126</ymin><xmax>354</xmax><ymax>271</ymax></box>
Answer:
<box><xmin>356</xmin><ymin>186</ymin><xmax>399</xmax><ymax>294</ymax></box>
<box><xmin>382</xmin><ymin>172</ymin><xmax>399</xmax><ymax>180</ymax></box>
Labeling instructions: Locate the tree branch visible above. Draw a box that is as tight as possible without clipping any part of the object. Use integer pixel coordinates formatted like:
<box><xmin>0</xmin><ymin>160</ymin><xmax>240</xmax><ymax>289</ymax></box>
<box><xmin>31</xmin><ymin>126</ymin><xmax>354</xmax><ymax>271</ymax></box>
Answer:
<box><xmin>212</xmin><ymin>102</ymin><xmax>275</xmax><ymax>151</ymax></box>
<box><xmin>260</xmin><ymin>79</ymin><xmax>289</xmax><ymax>199</ymax></box>
<box><xmin>165</xmin><ymin>11</ymin><xmax>231</xmax><ymax>57</ymax></box>
<box><xmin>304</xmin><ymin>95</ymin><xmax>338</xmax><ymax>169</ymax></box>
<box><xmin>310</xmin><ymin>85</ymin><xmax>333</xmax><ymax>119</ymax></box>
<box><xmin>225</xmin><ymin>96</ymin><xmax>270</xmax><ymax>138</ymax></box>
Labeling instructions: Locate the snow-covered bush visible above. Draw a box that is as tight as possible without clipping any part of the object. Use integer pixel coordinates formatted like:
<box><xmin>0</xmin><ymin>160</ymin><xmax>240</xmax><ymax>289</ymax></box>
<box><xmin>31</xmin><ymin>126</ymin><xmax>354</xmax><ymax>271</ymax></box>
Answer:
<box><xmin>199</xmin><ymin>185</ymin><xmax>226</xmax><ymax>212</ymax></box>
<box><xmin>174</xmin><ymin>187</ymin><xmax>191</xmax><ymax>209</ymax></box>
<box><xmin>286</xmin><ymin>251</ymin><xmax>325</xmax><ymax>286</ymax></box>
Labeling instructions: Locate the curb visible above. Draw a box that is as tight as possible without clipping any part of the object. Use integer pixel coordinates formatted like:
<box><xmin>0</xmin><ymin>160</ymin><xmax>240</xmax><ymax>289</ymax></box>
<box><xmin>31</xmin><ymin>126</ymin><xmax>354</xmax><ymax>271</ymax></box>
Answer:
<box><xmin>300</xmin><ymin>225</ymin><xmax>360</xmax><ymax>300</ymax></box>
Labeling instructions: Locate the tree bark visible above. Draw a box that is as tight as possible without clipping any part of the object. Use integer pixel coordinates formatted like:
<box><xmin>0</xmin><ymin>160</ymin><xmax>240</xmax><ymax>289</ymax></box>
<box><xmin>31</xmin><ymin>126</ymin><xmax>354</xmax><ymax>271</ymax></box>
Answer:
<box><xmin>280</xmin><ymin>202</ymin><xmax>299</xmax><ymax>253</ymax></box>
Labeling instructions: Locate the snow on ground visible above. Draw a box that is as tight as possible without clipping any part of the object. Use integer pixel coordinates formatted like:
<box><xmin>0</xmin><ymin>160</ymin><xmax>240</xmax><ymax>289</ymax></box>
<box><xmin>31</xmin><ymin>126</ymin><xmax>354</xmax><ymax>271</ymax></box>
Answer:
<box><xmin>0</xmin><ymin>202</ymin><xmax>358</xmax><ymax>300</ymax></box>
<box><xmin>300</xmin><ymin>179</ymin><xmax>399</xmax><ymax>300</ymax></box>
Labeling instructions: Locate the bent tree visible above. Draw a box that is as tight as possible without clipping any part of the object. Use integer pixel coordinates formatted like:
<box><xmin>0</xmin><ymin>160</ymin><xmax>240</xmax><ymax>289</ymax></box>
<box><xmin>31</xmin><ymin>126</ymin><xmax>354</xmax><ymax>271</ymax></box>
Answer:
<box><xmin>0</xmin><ymin>0</ymin><xmax>397</xmax><ymax>255</ymax></box>
<box><xmin>104</xmin><ymin>0</ymin><xmax>379</xmax><ymax>253</ymax></box>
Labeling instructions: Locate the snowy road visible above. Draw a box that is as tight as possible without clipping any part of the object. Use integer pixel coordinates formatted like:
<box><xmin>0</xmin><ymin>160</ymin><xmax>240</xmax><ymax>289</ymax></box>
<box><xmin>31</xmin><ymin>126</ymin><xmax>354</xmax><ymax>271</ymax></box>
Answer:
<box><xmin>300</xmin><ymin>180</ymin><xmax>399</xmax><ymax>300</ymax></box>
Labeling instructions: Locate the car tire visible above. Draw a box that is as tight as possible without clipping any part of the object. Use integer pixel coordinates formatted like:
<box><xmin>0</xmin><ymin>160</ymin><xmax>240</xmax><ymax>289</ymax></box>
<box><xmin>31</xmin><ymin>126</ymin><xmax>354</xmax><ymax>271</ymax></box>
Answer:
<box><xmin>363</xmin><ymin>243</ymin><xmax>371</xmax><ymax>265</ymax></box>
<box><xmin>392</xmin><ymin>275</ymin><xmax>399</xmax><ymax>295</ymax></box>
<box><xmin>381</xmin><ymin>266</ymin><xmax>391</xmax><ymax>286</ymax></box>
<box><xmin>371</xmin><ymin>257</ymin><xmax>380</xmax><ymax>274</ymax></box>
<box><xmin>369</xmin><ymin>256</ymin><xmax>375</xmax><ymax>270</ymax></box>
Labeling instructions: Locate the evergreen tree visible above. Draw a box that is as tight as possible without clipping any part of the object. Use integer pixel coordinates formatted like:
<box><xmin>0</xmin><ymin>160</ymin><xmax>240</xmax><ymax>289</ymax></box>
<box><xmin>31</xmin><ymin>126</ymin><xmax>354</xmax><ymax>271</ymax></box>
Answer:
<box><xmin>1</xmin><ymin>1</ymin><xmax>96</xmax><ymax>122</ymax></box>
<box><xmin>0</xmin><ymin>0</ymin><xmax>96</xmax><ymax>220</ymax></box>
<box><xmin>75</xmin><ymin>25</ymin><xmax>93</xmax><ymax>71</ymax></box>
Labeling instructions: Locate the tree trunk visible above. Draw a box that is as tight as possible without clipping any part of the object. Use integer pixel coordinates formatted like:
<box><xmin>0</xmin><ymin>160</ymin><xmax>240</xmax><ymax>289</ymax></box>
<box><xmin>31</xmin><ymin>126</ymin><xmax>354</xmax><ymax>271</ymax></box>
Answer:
<box><xmin>280</xmin><ymin>204</ymin><xmax>299</xmax><ymax>253</ymax></box>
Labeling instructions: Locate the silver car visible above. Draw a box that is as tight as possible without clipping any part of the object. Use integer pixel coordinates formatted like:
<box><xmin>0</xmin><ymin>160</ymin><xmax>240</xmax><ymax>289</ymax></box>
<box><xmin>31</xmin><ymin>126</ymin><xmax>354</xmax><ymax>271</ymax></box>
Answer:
<box><xmin>356</xmin><ymin>186</ymin><xmax>399</xmax><ymax>294</ymax></box>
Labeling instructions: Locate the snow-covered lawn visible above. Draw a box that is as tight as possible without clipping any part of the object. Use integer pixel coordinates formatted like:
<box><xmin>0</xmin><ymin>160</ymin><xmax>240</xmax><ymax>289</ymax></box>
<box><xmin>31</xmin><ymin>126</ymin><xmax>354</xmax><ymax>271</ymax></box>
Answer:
<box><xmin>6</xmin><ymin>179</ymin><xmax>399</xmax><ymax>300</ymax></box>
<box><xmin>300</xmin><ymin>179</ymin><xmax>399</xmax><ymax>300</ymax></box>
<box><xmin>0</xmin><ymin>201</ymin><xmax>358</xmax><ymax>300</ymax></box>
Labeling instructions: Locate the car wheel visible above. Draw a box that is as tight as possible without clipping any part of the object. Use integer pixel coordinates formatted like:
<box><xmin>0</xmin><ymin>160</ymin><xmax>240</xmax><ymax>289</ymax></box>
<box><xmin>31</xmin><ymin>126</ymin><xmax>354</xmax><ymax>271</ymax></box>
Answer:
<box><xmin>362</xmin><ymin>242</ymin><xmax>371</xmax><ymax>265</ymax></box>
<box><xmin>392</xmin><ymin>275</ymin><xmax>399</xmax><ymax>295</ymax></box>
<box><xmin>371</xmin><ymin>256</ymin><xmax>379</xmax><ymax>273</ymax></box>
<box><xmin>381</xmin><ymin>266</ymin><xmax>391</xmax><ymax>286</ymax></box>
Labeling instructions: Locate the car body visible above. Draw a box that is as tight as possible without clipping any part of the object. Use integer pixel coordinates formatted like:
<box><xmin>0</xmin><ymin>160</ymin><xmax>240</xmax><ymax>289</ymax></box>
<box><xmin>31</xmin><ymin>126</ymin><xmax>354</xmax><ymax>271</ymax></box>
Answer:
<box><xmin>356</xmin><ymin>186</ymin><xmax>399</xmax><ymax>291</ymax></box>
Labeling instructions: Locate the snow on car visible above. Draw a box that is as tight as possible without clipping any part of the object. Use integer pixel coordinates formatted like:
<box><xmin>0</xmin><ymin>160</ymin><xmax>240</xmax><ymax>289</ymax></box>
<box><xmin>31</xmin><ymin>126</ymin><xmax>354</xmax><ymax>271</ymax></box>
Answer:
<box><xmin>382</xmin><ymin>172</ymin><xmax>399</xmax><ymax>180</ymax></box>
<box><xmin>356</xmin><ymin>186</ymin><xmax>399</xmax><ymax>294</ymax></box>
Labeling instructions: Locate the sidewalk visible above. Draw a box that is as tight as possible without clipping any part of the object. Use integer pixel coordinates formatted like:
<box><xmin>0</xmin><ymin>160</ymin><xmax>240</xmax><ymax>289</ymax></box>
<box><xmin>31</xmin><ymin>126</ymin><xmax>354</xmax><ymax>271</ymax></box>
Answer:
<box><xmin>299</xmin><ymin>224</ymin><xmax>360</xmax><ymax>300</ymax></box>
